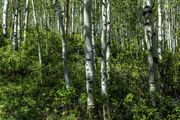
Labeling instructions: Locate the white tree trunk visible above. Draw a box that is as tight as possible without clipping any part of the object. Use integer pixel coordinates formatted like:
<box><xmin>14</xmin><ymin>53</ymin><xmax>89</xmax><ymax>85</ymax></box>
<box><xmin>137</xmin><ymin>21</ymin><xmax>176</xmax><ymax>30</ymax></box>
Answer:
<box><xmin>101</xmin><ymin>0</ymin><xmax>107</xmax><ymax>97</ymax></box>
<box><xmin>143</xmin><ymin>0</ymin><xmax>159</xmax><ymax>106</ymax></box>
<box><xmin>80</xmin><ymin>4</ymin><xmax>84</xmax><ymax>39</ymax></box>
<box><xmin>101</xmin><ymin>0</ymin><xmax>110</xmax><ymax>119</ymax></box>
<box><xmin>43</xmin><ymin>2</ymin><xmax>48</xmax><ymax>52</ymax></box>
<box><xmin>106</xmin><ymin>0</ymin><xmax>110</xmax><ymax>76</ymax></box>
<box><xmin>168</xmin><ymin>9</ymin><xmax>172</xmax><ymax>52</ymax></box>
<box><xmin>53</xmin><ymin>0</ymin><xmax>70</xmax><ymax>89</ymax></box>
<box><xmin>2</xmin><ymin>0</ymin><xmax>8</xmax><ymax>37</ymax></box>
<box><xmin>164</xmin><ymin>0</ymin><xmax>172</xmax><ymax>52</ymax></box>
<box><xmin>92</xmin><ymin>0</ymin><xmax>96</xmax><ymax>62</ymax></box>
<box><xmin>17</xmin><ymin>10</ymin><xmax>21</xmax><ymax>47</ymax></box>
<box><xmin>32</xmin><ymin>0</ymin><xmax>37</xmax><ymax>26</ymax></box>
<box><xmin>84</xmin><ymin>0</ymin><xmax>94</xmax><ymax>111</ymax></box>
<box><xmin>32</xmin><ymin>0</ymin><xmax>42</xmax><ymax>65</ymax></box>
<box><xmin>12</xmin><ymin>4</ymin><xmax>18</xmax><ymax>51</ymax></box>
<box><xmin>71</xmin><ymin>0</ymin><xmax>74</xmax><ymax>34</ymax></box>
<box><xmin>158</xmin><ymin>0</ymin><xmax>162</xmax><ymax>60</ymax></box>
<box><xmin>37</xmin><ymin>17</ymin><xmax>42</xmax><ymax>65</ymax></box>
<box><xmin>171</xmin><ymin>8</ymin><xmax>176</xmax><ymax>54</ymax></box>
<box><xmin>24</xmin><ymin>0</ymin><xmax>29</xmax><ymax>44</ymax></box>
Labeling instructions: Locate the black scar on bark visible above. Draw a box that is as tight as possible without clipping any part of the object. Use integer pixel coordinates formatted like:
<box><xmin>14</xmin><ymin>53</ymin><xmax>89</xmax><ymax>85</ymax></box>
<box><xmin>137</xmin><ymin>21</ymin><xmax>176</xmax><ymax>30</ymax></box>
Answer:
<box><xmin>143</xmin><ymin>6</ymin><xmax>153</xmax><ymax>16</ymax></box>
<box><xmin>153</xmin><ymin>57</ymin><xmax>159</xmax><ymax>64</ymax></box>
<box><xmin>88</xmin><ymin>89</ymin><xmax>93</xmax><ymax>94</ymax></box>
<box><xmin>89</xmin><ymin>80</ymin><xmax>93</xmax><ymax>84</ymax></box>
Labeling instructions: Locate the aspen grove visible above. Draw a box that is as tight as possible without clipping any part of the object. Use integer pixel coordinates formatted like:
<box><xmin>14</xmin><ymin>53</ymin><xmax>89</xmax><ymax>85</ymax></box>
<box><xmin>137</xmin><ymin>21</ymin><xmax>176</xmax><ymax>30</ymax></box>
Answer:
<box><xmin>0</xmin><ymin>0</ymin><xmax>180</xmax><ymax>119</ymax></box>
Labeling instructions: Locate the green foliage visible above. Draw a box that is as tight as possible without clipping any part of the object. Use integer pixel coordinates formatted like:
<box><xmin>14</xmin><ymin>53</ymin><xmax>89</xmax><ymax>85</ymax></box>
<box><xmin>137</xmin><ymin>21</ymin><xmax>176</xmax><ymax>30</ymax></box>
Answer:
<box><xmin>0</xmin><ymin>16</ymin><xmax>180</xmax><ymax>119</ymax></box>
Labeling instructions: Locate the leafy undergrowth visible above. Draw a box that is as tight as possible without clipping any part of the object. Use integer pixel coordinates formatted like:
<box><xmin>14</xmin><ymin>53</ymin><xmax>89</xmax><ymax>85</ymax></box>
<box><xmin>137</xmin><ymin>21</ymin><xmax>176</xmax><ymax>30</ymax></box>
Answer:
<box><xmin>0</xmin><ymin>29</ymin><xmax>179</xmax><ymax>119</ymax></box>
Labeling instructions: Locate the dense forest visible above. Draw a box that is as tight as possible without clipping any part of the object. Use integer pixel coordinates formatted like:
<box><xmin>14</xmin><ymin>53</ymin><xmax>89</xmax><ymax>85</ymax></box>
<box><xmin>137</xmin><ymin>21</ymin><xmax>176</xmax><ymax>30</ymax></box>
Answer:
<box><xmin>0</xmin><ymin>0</ymin><xmax>180</xmax><ymax>119</ymax></box>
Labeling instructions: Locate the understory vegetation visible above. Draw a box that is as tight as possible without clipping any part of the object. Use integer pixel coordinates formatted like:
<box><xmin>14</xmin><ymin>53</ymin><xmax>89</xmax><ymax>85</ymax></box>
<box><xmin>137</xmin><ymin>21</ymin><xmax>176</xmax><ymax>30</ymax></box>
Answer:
<box><xmin>0</xmin><ymin>27</ymin><xmax>179</xmax><ymax>119</ymax></box>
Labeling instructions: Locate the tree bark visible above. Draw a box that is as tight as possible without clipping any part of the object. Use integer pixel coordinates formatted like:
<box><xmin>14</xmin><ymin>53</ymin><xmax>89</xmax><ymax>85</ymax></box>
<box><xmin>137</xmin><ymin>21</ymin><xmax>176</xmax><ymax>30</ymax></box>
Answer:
<box><xmin>71</xmin><ymin>0</ymin><xmax>74</xmax><ymax>34</ymax></box>
<box><xmin>32</xmin><ymin>0</ymin><xmax>37</xmax><ymax>26</ymax></box>
<box><xmin>158</xmin><ymin>0</ymin><xmax>162</xmax><ymax>59</ymax></box>
<box><xmin>32</xmin><ymin>0</ymin><xmax>42</xmax><ymax>65</ymax></box>
<box><xmin>143</xmin><ymin>0</ymin><xmax>159</xmax><ymax>106</ymax></box>
<box><xmin>84</xmin><ymin>0</ymin><xmax>94</xmax><ymax>116</ymax></box>
<box><xmin>101</xmin><ymin>0</ymin><xmax>110</xmax><ymax>119</ymax></box>
<box><xmin>12</xmin><ymin>0</ymin><xmax>18</xmax><ymax>51</ymax></box>
<box><xmin>17</xmin><ymin>9</ymin><xmax>21</xmax><ymax>47</ymax></box>
<box><xmin>2</xmin><ymin>0</ymin><xmax>9</xmax><ymax>37</ymax></box>
<box><xmin>23</xmin><ymin>0</ymin><xmax>29</xmax><ymax>44</ymax></box>
<box><xmin>65</xmin><ymin>0</ymin><xmax>69</xmax><ymax>34</ymax></box>
<box><xmin>53</xmin><ymin>0</ymin><xmax>70</xmax><ymax>89</ymax></box>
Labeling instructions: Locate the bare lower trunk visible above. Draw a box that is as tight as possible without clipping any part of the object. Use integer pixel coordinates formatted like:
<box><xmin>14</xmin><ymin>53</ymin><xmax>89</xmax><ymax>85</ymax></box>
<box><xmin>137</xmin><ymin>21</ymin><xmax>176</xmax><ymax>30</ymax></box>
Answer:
<box><xmin>12</xmin><ymin>4</ymin><xmax>18</xmax><ymax>51</ymax></box>
<box><xmin>32</xmin><ymin>0</ymin><xmax>37</xmax><ymax>26</ymax></box>
<box><xmin>24</xmin><ymin>0</ymin><xmax>29</xmax><ymax>44</ymax></box>
<box><xmin>143</xmin><ymin>0</ymin><xmax>159</xmax><ymax>106</ymax></box>
<box><xmin>2</xmin><ymin>0</ymin><xmax>8</xmax><ymax>37</ymax></box>
<box><xmin>17</xmin><ymin>10</ymin><xmax>21</xmax><ymax>47</ymax></box>
<box><xmin>53</xmin><ymin>0</ymin><xmax>70</xmax><ymax>89</ymax></box>
<box><xmin>158</xmin><ymin>0</ymin><xmax>162</xmax><ymax>59</ymax></box>
<box><xmin>84</xmin><ymin>0</ymin><xmax>94</xmax><ymax>117</ymax></box>
<box><xmin>101</xmin><ymin>0</ymin><xmax>110</xmax><ymax>119</ymax></box>
<box><xmin>71</xmin><ymin>0</ymin><xmax>74</xmax><ymax>34</ymax></box>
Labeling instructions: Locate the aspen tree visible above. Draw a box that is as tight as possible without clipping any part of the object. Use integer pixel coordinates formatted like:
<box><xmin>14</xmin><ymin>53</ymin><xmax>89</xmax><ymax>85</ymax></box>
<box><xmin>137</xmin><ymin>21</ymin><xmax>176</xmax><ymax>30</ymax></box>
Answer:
<box><xmin>12</xmin><ymin>0</ymin><xmax>18</xmax><ymax>51</ymax></box>
<box><xmin>32</xmin><ymin>0</ymin><xmax>42</xmax><ymax>65</ymax></box>
<box><xmin>17</xmin><ymin>9</ymin><xmax>21</xmax><ymax>47</ymax></box>
<box><xmin>71</xmin><ymin>0</ymin><xmax>74</xmax><ymax>34</ymax></box>
<box><xmin>84</xmin><ymin>0</ymin><xmax>94</xmax><ymax>116</ymax></box>
<box><xmin>158</xmin><ymin>0</ymin><xmax>162</xmax><ymax>59</ymax></box>
<box><xmin>101</xmin><ymin>0</ymin><xmax>110</xmax><ymax>119</ymax></box>
<box><xmin>53</xmin><ymin>0</ymin><xmax>70</xmax><ymax>89</ymax></box>
<box><xmin>2</xmin><ymin>0</ymin><xmax>8</xmax><ymax>37</ymax></box>
<box><xmin>143</xmin><ymin>0</ymin><xmax>159</xmax><ymax>106</ymax></box>
<box><xmin>24</xmin><ymin>0</ymin><xmax>29</xmax><ymax>43</ymax></box>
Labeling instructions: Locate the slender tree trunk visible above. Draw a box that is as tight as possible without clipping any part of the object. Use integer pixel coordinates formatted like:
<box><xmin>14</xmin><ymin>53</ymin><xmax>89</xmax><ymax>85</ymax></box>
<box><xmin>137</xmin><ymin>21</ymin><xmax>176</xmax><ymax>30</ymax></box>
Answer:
<box><xmin>158</xmin><ymin>0</ymin><xmax>162</xmax><ymax>59</ymax></box>
<box><xmin>101</xmin><ymin>0</ymin><xmax>110</xmax><ymax>119</ymax></box>
<box><xmin>106</xmin><ymin>0</ymin><xmax>110</xmax><ymax>78</ymax></box>
<box><xmin>53</xmin><ymin>0</ymin><xmax>70</xmax><ymax>89</ymax></box>
<box><xmin>80</xmin><ymin>3</ymin><xmax>84</xmax><ymax>39</ymax></box>
<box><xmin>175</xmin><ymin>7</ymin><xmax>178</xmax><ymax>52</ymax></box>
<box><xmin>32</xmin><ymin>0</ymin><xmax>37</xmax><ymax>26</ymax></box>
<box><xmin>92</xmin><ymin>0</ymin><xmax>96</xmax><ymax>62</ymax></box>
<box><xmin>168</xmin><ymin>9</ymin><xmax>172</xmax><ymax>52</ymax></box>
<box><xmin>37</xmin><ymin>17</ymin><xmax>42</xmax><ymax>65</ymax></box>
<box><xmin>12</xmin><ymin>1</ymin><xmax>18</xmax><ymax>51</ymax></box>
<box><xmin>84</xmin><ymin>0</ymin><xmax>94</xmax><ymax>117</ymax></box>
<box><xmin>44</xmin><ymin>1</ymin><xmax>48</xmax><ymax>52</ymax></box>
<box><xmin>143</xmin><ymin>0</ymin><xmax>159</xmax><ymax>106</ymax></box>
<box><xmin>106</xmin><ymin>0</ymin><xmax>111</xmax><ymax>118</ymax></box>
<box><xmin>32</xmin><ymin>0</ymin><xmax>42</xmax><ymax>65</ymax></box>
<box><xmin>101</xmin><ymin>0</ymin><xmax>107</xmax><ymax>96</ymax></box>
<box><xmin>65</xmin><ymin>0</ymin><xmax>69</xmax><ymax>34</ymax></box>
<box><xmin>171</xmin><ymin>8</ymin><xmax>177</xmax><ymax>54</ymax></box>
<box><xmin>10</xmin><ymin>0</ymin><xmax>14</xmax><ymax>41</ymax></box>
<box><xmin>61</xmin><ymin>4</ymin><xmax>70</xmax><ymax>89</ymax></box>
<box><xmin>2</xmin><ymin>0</ymin><xmax>8</xmax><ymax>37</ymax></box>
<box><xmin>17</xmin><ymin>9</ymin><xmax>21</xmax><ymax>47</ymax></box>
<box><xmin>71</xmin><ymin>0</ymin><xmax>74</xmax><ymax>34</ymax></box>
<box><xmin>24</xmin><ymin>0</ymin><xmax>29</xmax><ymax>44</ymax></box>
<box><xmin>164</xmin><ymin>0</ymin><xmax>168</xmax><ymax>50</ymax></box>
